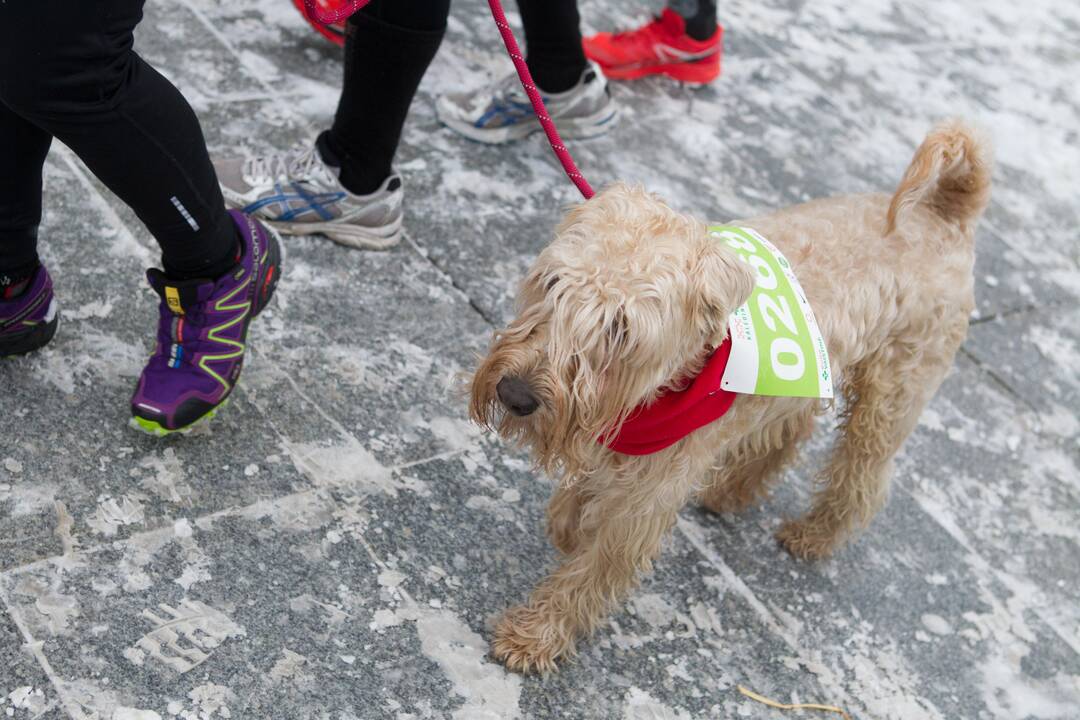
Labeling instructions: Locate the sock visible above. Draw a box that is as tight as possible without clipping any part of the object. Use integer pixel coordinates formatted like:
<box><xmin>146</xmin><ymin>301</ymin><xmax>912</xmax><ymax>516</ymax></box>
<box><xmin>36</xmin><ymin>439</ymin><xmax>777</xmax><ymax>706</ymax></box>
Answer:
<box><xmin>316</xmin><ymin>131</ymin><xmax>343</xmax><ymax>171</ymax></box>
<box><xmin>528</xmin><ymin>57</ymin><xmax>588</xmax><ymax>95</ymax></box>
<box><xmin>318</xmin><ymin>132</ymin><xmax>403</xmax><ymax>197</ymax></box>
<box><xmin>670</xmin><ymin>0</ymin><xmax>718</xmax><ymax>41</ymax></box>
<box><xmin>1</xmin><ymin>263</ymin><xmax>38</xmax><ymax>300</ymax></box>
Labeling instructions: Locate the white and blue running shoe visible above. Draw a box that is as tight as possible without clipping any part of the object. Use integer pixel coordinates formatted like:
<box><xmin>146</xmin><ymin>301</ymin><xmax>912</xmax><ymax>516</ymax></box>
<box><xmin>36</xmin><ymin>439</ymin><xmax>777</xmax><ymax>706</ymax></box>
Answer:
<box><xmin>214</xmin><ymin>145</ymin><xmax>403</xmax><ymax>250</ymax></box>
<box><xmin>436</xmin><ymin>64</ymin><xmax>618</xmax><ymax>145</ymax></box>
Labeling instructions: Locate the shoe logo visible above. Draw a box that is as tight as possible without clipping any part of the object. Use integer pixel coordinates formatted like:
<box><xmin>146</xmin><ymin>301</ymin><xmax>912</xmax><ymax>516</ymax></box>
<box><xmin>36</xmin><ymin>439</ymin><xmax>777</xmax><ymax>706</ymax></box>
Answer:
<box><xmin>165</xmin><ymin>286</ymin><xmax>185</xmax><ymax>316</ymax></box>
<box><xmin>244</xmin><ymin>183</ymin><xmax>346</xmax><ymax>222</ymax></box>
<box><xmin>652</xmin><ymin>42</ymin><xmax>717</xmax><ymax>64</ymax></box>
<box><xmin>248</xmin><ymin>216</ymin><xmax>261</xmax><ymax>264</ymax></box>
<box><xmin>476</xmin><ymin>100</ymin><xmax>535</xmax><ymax>129</ymax></box>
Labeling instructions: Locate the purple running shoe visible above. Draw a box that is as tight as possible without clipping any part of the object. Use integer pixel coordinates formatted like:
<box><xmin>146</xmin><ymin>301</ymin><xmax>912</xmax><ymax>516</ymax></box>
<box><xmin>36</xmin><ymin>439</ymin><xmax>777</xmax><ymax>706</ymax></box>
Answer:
<box><xmin>130</xmin><ymin>211</ymin><xmax>282</xmax><ymax>435</ymax></box>
<box><xmin>0</xmin><ymin>266</ymin><xmax>59</xmax><ymax>357</ymax></box>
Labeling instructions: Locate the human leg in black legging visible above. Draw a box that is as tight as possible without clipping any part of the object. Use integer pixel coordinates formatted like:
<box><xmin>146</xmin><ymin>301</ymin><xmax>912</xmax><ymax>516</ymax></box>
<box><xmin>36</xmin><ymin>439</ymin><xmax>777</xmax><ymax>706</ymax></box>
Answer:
<box><xmin>0</xmin><ymin>0</ymin><xmax>236</xmax><ymax>284</ymax></box>
<box><xmin>518</xmin><ymin>0</ymin><xmax>588</xmax><ymax>93</ymax></box>
<box><xmin>0</xmin><ymin>102</ymin><xmax>50</xmax><ymax>297</ymax></box>
<box><xmin>670</xmin><ymin>0</ymin><xmax>720</xmax><ymax>41</ymax></box>
<box><xmin>319</xmin><ymin>0</ymin><xmax>452</xmax><ymax>195</ymax></box>
<box><xmin>322</xmin><ymin>0</ymin><xmax>587</xmax><ymax>195</ymax></box>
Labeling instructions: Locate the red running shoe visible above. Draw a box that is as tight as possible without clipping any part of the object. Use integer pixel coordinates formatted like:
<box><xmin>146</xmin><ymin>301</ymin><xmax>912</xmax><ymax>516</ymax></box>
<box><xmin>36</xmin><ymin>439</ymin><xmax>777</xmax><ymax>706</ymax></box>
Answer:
<box><xmin>292</xmin><ymin>0</ymin><xmax>347</xmax><ymax>47</ymax></box>
<box><xmin>583</xmin><ymin>9</ymin><xmax>722</xmax><ymax>84</ymax></box>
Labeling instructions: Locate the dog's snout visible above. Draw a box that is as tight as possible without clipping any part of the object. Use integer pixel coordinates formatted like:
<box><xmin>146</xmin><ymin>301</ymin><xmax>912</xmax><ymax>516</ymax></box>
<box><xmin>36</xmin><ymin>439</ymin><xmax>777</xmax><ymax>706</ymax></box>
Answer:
<box><xmin>496</xmin><ymin>376</ymin><xmax>540</xmax><ymax>417</ymax></box>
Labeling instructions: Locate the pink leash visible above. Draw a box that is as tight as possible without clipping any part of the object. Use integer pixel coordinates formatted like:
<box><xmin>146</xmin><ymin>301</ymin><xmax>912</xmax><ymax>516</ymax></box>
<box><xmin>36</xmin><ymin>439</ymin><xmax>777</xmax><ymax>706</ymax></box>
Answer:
<box><xmin>302</xmin><ymin>0</ymin><xmax>596</xmax><ymax>199</ymax></box>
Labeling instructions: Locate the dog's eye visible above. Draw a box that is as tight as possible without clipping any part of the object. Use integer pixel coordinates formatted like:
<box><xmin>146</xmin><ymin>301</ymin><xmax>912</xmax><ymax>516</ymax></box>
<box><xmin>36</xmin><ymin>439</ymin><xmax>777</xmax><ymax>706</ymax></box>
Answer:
<box><xmin>545</xmin><ymin>276</ymin><xmax>560</xmax><ymax>292</ymax></box>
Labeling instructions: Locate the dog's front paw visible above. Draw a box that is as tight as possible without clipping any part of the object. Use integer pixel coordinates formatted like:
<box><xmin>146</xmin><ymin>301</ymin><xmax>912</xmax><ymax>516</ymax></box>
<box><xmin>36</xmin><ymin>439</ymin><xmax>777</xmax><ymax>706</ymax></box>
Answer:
<box><xmin>776</xmin><ymin>518</ymin><xmax>839</xmax><ymax>560</ymax></box>
<box><xmin>491</xmin><ymin>604</ymin><xmax>573</xmax><ymax>674</ymax></box>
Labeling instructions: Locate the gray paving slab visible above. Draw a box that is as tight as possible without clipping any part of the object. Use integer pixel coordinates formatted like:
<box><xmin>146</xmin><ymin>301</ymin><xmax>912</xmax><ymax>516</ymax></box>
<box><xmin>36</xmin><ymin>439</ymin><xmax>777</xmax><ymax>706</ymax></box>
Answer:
<box><xmin>0</xmin><ymin>607</ymin><xmax>62</xmax><ymax>718</ymax></box>
<box><xmin>3</xmin><ymin>0</ymin><xmax>1079</xmax><ymax>718</ymax></box>
<box><xmin>1</xmin><ymin>502</ymin><xmax>397</xmax><ymax>719</ymax></box>
<box><xmin>1</xmin><ymin>159</ymin><xmax>306</xmax><ymax>573</ymax></box>
<box><xmin>136</xmin><ymin>0</ymin><xmax>266</xmax><ymax>107</ymax></box>
<box><xmin>232</xmin><ymin>234</ymin><xmax>494</xmax><ymax>468</ymax></box>
<box><xmin>0</xmin><ymin>453</ymin><xmax>847</xmax><ymax>720</ymax></box>
<box><xmin>898</xmin><ymin>353</ymin><xmax>1080</xmax><ymax>683</ymax></box>
<box><xmin>963</xmin><ymin>305</ymin><xmax>1080</xmax><ymax>446</ymax></box>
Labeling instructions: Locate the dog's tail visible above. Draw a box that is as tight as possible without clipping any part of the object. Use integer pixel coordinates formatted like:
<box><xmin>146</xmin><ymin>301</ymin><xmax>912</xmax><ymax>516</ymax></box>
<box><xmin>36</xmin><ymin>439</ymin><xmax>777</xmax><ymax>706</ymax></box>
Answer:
<box><xmin>885</xmin><ymin>120</ymin><xmax>992</xmax><ymax>235</ymax></box>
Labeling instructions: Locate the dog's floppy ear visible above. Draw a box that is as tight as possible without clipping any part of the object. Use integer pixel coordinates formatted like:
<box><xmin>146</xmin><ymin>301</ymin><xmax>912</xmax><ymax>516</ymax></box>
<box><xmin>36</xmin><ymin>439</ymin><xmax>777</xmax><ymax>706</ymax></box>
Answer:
<box><xmin>689</xmin><ymin>235</ymin><xmax>756</xmax><ymax>346</ymax></box>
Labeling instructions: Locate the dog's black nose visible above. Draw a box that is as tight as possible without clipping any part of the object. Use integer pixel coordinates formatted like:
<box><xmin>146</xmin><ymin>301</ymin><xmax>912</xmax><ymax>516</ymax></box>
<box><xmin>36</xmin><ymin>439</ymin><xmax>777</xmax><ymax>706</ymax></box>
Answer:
<box><xmin>496</xmin><ymin>376</ymin><xmax>540</xmax><ymax>417</ymax></box>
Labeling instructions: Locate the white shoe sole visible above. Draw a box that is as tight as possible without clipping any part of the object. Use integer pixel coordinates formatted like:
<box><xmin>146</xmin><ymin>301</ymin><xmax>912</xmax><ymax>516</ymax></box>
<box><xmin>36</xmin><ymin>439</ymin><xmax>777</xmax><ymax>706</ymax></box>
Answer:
<box><xmin>270</xmin><ymin>214</ymin><xmax>404</xmax><ymax>251</ymax></box>
<box><xmin>437</xmin><ymin>103</ymin><xmax>619</xmax><ymax>145</ymax></box>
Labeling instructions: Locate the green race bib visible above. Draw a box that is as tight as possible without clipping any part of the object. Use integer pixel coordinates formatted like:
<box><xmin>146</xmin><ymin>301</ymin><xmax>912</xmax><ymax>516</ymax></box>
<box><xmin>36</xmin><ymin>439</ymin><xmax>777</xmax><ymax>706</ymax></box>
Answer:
<box><xmin>709</xmin><ymin>226</ymin><xmax>833</xmax><ymax>399</ymax></box>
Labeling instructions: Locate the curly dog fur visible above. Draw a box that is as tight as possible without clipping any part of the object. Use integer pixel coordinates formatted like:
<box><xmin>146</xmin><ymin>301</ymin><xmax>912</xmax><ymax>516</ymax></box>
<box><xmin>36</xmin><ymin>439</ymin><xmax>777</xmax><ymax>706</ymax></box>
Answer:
<box><xmin>470</xmin><ymin>121</ymin><xmax>992</xmax><ymax>673</ymax></box>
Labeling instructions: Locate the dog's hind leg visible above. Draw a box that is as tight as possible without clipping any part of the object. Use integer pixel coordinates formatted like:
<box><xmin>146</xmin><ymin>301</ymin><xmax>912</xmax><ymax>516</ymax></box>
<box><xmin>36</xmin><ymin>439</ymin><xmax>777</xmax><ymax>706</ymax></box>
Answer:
<box><xmin>700</xmin><ymin>407</ymin><xmax>815</xmax><ymax>514</ymax></box>
<box><xmin>777</xmin><ymin>329</ymin><xmax>961</xmax><ymax>559</ymax></box>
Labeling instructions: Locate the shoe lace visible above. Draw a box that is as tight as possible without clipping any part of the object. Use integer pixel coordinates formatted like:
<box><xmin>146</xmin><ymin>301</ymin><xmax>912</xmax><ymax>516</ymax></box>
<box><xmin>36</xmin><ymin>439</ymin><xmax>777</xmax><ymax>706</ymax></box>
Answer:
<box><xmin>243</xmin><ymin>145</ymin><xmax>322</xmax><ymax>185</ymax></box>
<box><xmin>153</xmin><ymin>277</ymin><xmax>220</xmax><ymax>363</ymax></box>
<box><xmin>493</xmin><ymin>72</ymin><xmax>529</xmax><ymax>103</ymax></box>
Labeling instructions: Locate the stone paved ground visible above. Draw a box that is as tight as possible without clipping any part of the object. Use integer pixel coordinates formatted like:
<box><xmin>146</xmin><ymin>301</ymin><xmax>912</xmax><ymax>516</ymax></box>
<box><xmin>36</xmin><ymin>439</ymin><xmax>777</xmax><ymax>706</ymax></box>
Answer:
<box><xmin>2</xmin><ymin>0</ymin><xmax>1079</xmax><ymax>718</ymax></box>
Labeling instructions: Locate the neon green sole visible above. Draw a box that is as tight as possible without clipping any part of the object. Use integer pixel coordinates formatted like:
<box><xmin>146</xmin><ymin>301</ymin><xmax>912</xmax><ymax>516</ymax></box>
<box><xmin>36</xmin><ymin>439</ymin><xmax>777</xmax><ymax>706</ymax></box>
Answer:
<box><xmin>128</xmin><ymin>397</ymin><xmax>230</xmax><ymax>437</ymax></box>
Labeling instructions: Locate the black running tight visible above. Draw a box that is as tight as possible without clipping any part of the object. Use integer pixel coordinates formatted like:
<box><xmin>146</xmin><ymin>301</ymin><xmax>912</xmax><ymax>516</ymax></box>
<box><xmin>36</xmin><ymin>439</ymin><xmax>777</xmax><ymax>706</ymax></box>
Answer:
<box><xmin>0</xmin><ymin>0</ymin><xmax>236</xmax><ymax>282</ymax></box>
<box><xmin>670</xmin><ymin>0</ymin><xmax>719</xmax><ymax>41</ymax></box>
<box><xmin>324</xmin><ymin>0</ymin><xmax>587</xmax><ymax>195</ymax></box>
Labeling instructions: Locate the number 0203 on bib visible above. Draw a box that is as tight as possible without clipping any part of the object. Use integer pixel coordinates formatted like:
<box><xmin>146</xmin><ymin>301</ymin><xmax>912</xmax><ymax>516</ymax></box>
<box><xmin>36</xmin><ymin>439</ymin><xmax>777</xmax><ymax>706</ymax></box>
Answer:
<box><xmin>710</xmin><ymin>226</ymin><xmax>833</xmax><ymax>399</ymax></box>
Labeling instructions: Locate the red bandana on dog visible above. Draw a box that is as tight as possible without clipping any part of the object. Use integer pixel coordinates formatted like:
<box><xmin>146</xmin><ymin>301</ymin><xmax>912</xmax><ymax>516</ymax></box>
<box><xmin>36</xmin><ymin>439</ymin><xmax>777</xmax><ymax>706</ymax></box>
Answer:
<box><xmin>603</xmin><ymin>337</ymin><xmax>736</xmax><ymax>455</ymax></box>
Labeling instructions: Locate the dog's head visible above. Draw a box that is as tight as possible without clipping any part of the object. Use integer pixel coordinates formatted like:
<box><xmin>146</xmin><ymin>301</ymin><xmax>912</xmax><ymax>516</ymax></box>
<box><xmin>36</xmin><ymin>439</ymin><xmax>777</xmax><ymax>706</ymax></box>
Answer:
<box><xmin>470</xmin><ymin>183</ymin><xmax>755</xmax><ymax>475</ymax></box>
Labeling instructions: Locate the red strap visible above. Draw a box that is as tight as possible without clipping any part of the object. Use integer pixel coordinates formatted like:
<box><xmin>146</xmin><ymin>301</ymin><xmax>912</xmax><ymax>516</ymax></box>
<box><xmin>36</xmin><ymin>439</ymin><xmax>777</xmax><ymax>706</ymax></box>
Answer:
<box><xmin>483</xmin><ymin>0</ymin><xmax>595</xmax><ymax>199</ymax></box>
<box><xmin>302</xmin><ymin>0</ymin><xmax>370</xmax><ymax>24</ymax></box>
<box><xmin>603</xmin><ymin>338</ymin><xmax>736</xmax><ymax>455</ymax></box>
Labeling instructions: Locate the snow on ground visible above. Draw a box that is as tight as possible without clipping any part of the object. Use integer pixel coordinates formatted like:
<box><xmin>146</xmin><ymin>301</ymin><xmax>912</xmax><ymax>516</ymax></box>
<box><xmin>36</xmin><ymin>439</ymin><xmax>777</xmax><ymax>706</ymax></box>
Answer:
<box><xmin>1</xmin><ymin>0</ymin><xmax>1078</xmax><ymax>717</ymax></box>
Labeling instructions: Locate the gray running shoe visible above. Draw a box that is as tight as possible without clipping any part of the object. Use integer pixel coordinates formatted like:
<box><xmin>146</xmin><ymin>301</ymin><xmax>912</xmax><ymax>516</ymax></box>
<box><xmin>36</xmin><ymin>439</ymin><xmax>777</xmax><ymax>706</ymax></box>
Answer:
<box><xmin>436</xmin><ymin>64</ymin><xmax>618</xmax><ymax>145</ymax></box>
<box><xmin>214</xmin><ymin>145</ymin><xmax>403</xmax><ymax>250</ymax></box>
